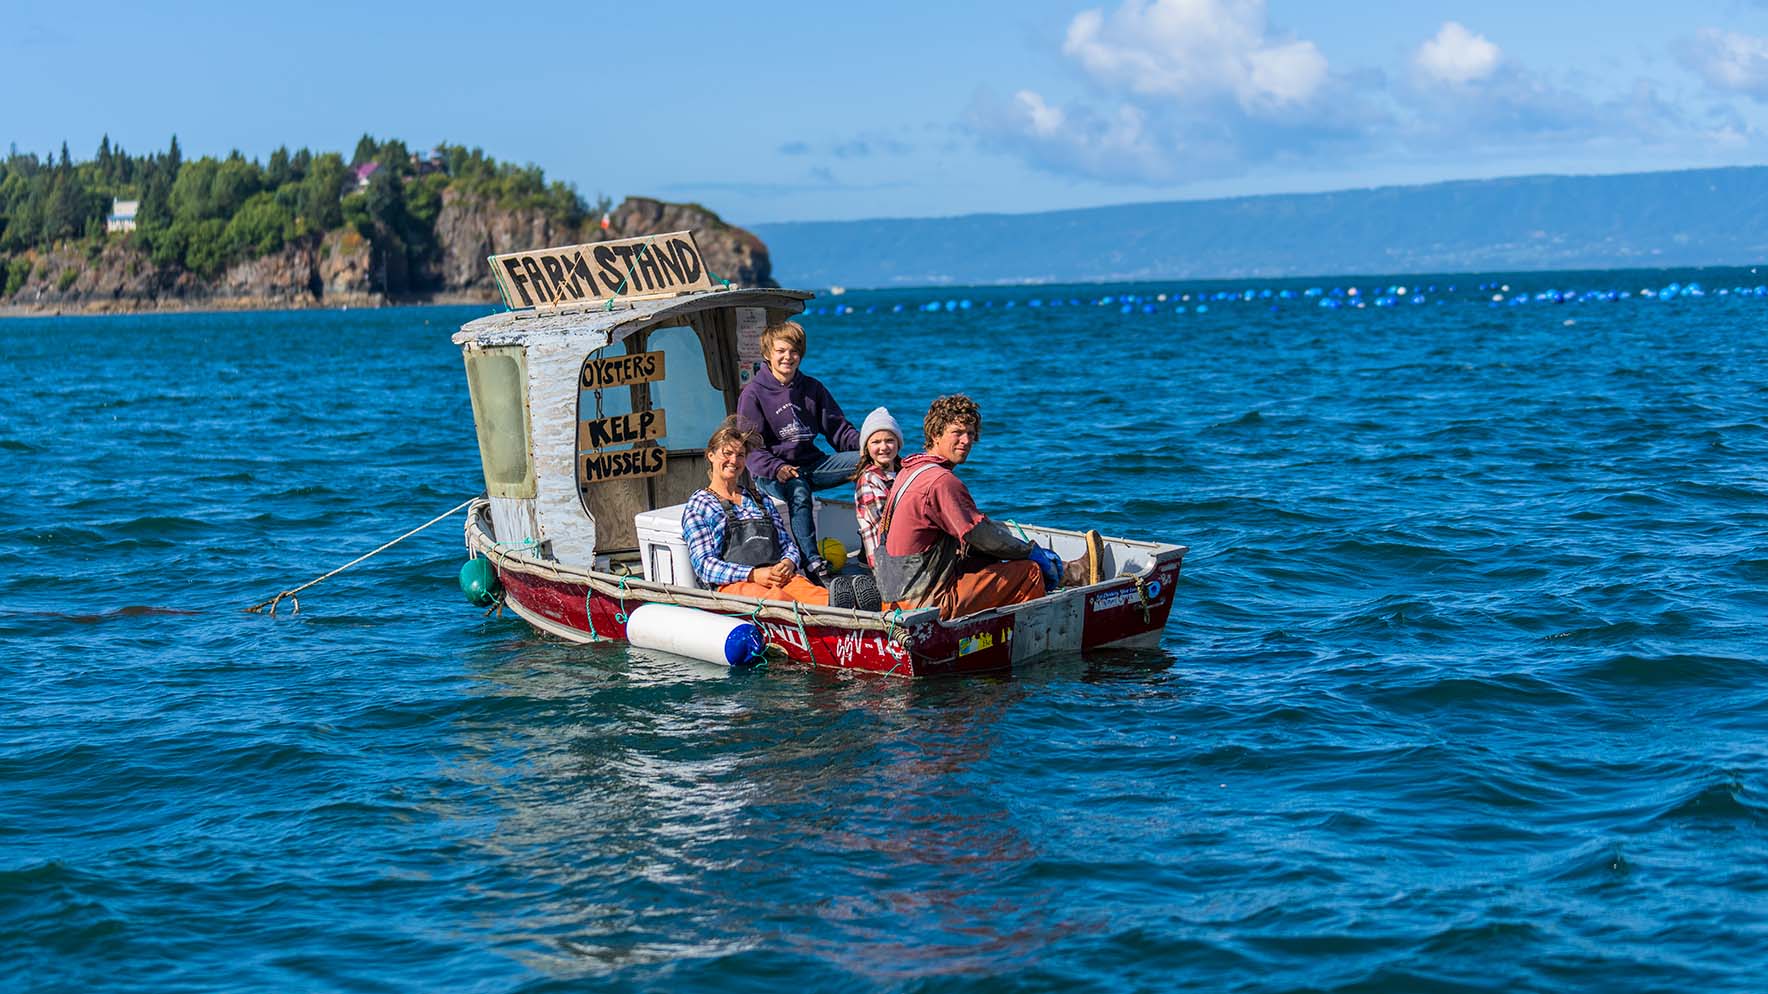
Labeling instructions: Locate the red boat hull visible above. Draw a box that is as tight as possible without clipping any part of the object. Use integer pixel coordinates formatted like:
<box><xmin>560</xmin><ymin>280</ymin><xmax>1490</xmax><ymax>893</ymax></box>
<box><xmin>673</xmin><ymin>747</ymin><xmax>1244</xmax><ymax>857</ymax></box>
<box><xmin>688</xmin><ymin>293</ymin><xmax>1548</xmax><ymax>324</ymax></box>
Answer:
<box><xmin>490</xmin><ymin>558</ymin><xmax>1183</xmax><ymax>677</ymax></box>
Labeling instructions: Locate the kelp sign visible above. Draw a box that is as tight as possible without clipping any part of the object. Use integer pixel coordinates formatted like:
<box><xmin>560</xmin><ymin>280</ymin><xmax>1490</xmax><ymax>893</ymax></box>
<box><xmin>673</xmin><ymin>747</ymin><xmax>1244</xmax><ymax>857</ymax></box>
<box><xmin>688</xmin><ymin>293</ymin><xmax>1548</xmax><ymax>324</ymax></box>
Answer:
<box><xmin>490</xmin><ymin>231</ymin><xmax>716</xmax><ymax>311</ymax></box>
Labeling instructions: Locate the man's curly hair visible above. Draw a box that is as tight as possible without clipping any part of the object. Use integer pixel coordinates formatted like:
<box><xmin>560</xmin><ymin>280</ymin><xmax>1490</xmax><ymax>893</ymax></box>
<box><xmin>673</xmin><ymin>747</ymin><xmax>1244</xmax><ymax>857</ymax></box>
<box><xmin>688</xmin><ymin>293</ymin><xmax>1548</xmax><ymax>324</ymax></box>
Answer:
<box><xmin>923</xmin><ymin>394</ymin><xmax>982</xmax><ymax>448</ymax></box>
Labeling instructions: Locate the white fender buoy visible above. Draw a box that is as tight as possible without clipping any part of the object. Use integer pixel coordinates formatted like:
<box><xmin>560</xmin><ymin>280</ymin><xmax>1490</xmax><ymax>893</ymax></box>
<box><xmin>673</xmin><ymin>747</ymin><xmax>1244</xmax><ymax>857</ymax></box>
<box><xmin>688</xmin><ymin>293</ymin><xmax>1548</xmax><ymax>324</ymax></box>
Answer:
<box><xmin>626</xmin><ymin>604</ymin><xmax>767</xmax><ymax>667</ymax></box>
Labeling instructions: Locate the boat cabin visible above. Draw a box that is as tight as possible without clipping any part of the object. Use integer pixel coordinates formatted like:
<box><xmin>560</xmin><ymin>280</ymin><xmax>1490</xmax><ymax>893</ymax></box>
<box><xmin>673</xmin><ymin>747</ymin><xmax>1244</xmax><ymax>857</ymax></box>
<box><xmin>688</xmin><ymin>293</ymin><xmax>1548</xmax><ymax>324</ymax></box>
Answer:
<box><xmin>453</xmin><ymin>230</ymin><xmax>822</xmax><ymax>577</ymax></box>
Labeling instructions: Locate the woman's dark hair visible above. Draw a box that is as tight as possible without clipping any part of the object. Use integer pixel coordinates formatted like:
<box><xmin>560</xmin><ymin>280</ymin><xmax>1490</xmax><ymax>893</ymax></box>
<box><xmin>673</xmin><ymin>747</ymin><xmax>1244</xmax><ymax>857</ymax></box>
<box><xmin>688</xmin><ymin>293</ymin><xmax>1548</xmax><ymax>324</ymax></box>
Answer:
<box><xmin>704</xmin><ymin>415</ymin><xmax>762</xmax><ymax>459</ymax></box>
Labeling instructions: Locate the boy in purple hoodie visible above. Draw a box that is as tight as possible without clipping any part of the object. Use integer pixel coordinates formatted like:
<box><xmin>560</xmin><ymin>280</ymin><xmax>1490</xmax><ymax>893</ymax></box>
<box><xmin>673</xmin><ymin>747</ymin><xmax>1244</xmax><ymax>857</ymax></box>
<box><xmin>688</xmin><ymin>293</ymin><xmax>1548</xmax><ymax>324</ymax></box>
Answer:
<box><xmin>736</xmin><ymin>319</ymin><xmax>860</xmax><ymax>585</ymax></box>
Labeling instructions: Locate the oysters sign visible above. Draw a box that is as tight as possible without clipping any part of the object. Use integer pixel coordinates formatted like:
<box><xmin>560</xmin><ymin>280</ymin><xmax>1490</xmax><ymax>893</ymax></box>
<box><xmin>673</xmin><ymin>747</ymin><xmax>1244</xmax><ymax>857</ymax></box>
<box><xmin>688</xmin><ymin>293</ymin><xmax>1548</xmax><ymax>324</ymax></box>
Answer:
<box><xmin>489</xmin><ymin>231</ymin><xmax>716</xmax><ymax>310</ymax></box>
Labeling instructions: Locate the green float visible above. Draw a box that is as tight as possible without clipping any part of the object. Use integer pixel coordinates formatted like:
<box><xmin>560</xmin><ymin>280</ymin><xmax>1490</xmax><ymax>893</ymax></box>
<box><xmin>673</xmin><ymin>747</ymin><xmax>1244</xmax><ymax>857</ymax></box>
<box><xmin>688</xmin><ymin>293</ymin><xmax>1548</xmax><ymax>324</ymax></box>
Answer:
<box><xmin>458</xmin><ymin>556</ymin><xmax>501</xmax><ymax>606</ymax></box>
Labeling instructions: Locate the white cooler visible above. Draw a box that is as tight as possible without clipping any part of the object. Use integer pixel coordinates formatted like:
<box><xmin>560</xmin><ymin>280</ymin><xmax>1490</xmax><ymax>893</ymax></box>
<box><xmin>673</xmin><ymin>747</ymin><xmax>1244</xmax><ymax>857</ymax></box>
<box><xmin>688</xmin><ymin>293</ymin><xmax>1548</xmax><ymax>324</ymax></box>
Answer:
<box><xmin>635</xmin><ymin>503</ymin><xmax>697</xmax><ymax>586</ymax></box>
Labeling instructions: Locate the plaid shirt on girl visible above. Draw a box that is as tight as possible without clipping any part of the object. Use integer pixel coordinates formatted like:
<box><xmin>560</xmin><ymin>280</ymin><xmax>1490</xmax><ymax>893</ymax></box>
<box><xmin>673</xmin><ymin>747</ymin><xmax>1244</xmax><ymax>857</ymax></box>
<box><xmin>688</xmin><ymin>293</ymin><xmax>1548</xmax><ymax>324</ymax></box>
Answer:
<box><xmin>853</xmin><ymin>464</ymin><xmax>898</xmax><ymax>566</ymax></box>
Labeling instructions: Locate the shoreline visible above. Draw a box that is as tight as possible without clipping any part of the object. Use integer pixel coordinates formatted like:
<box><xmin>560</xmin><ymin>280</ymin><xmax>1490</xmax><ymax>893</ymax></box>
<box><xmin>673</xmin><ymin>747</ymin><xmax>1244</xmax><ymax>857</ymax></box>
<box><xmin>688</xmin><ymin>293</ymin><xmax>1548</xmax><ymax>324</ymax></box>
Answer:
<box><xmin>0</xmin><ymin>289</ymin><xmax>501</xmax><ymax>320</ymax></box>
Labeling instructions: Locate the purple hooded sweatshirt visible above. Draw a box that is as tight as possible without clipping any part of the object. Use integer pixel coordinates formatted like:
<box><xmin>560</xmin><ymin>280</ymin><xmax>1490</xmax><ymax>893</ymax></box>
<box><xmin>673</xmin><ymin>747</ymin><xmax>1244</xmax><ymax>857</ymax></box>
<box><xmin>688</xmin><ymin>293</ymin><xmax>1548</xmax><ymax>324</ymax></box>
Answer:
<box><xmin>737</xmin><ymin>365</ymin><xmax>860</xmax><ymax>479</ymax></box>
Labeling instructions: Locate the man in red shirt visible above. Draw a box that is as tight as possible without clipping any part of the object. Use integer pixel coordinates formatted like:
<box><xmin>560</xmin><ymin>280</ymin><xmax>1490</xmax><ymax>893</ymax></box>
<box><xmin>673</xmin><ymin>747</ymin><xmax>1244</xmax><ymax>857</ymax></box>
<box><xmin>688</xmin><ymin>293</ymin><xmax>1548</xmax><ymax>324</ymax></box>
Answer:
<box><xmin>874</xmin><ymin>394</ymin><xmax>1071</xmax><ymax>619</ymax></box>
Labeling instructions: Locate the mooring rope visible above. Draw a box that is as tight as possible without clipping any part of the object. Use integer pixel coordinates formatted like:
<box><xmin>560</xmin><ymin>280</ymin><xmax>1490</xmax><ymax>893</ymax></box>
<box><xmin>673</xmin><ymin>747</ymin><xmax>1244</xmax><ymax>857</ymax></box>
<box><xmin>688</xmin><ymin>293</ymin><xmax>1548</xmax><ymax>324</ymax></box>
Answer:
<box><xmin>790</xmin><ymin>599</ymin><xmax>812</xmax><ymax>663</ymax></box>
<box><xmin>245</xmin><ymin>498</ymin><xmax>477</xmax><ymax>616</ymax></box>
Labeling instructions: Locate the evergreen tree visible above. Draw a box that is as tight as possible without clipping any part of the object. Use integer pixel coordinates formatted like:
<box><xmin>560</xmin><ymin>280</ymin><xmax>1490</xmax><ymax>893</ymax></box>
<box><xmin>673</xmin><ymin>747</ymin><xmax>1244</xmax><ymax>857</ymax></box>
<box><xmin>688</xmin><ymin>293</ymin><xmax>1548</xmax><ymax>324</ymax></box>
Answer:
<box><xmin>45</xmin><ymin>170</ymin><xmax>92</xmax><ymax>241</ymax></box>
<box><xmin>298</xmin><ymin>153</ymin><xmax>346</xmax><ymax>232</ymax></box>
<box><xmin>267</xmin><ymin>146</ymin><xmax>291</xmax><ymax>188</ymax></box>
<box><xmin>351</xmin><ymin>134</ymin><xmax>377</xmax><ymax>168</ymax></box>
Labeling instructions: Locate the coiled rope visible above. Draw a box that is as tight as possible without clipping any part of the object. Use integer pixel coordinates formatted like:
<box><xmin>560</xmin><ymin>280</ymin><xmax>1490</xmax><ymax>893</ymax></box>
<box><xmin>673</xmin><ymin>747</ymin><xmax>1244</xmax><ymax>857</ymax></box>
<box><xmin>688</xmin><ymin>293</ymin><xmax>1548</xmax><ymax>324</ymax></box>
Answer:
<box><xmin>245</xmin><ymin>498</ymin><xmax>476</xmax><ymax>616</ymax></box>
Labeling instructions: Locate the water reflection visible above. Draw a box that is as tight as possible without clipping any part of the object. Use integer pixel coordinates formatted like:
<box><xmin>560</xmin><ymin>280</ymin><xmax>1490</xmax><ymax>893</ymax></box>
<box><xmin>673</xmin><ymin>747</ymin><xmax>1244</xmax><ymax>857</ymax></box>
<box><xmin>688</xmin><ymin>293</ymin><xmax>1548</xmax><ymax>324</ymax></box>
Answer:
<box><xmin>442</xmin><ymin>638</ymin><xmax>1090</xmax><ymax>980</ymax></box>
<box><xmin>1021</xmin><ymin>645</ymin><xmax>1183</xmax><ymax>685</ymax></box>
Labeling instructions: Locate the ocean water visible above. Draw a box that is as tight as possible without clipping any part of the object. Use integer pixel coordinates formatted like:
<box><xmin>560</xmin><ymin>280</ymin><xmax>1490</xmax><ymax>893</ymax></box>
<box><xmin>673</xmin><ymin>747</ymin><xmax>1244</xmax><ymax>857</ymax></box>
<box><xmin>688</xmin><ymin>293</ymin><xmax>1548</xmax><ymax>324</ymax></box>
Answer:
<box><xmin>2</xmin><ymin>269</ymin><xmax>1765</xmax><ymax>993</ymax></box>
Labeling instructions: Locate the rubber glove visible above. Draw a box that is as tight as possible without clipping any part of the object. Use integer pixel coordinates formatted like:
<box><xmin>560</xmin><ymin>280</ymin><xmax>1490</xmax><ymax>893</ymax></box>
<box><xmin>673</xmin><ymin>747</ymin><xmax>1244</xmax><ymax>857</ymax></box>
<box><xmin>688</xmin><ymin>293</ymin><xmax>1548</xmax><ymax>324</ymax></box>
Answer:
<box><xmin>1028</xmin><ymin>545</ymin><xmax>1063</xmax><ymax>590</ymax></box>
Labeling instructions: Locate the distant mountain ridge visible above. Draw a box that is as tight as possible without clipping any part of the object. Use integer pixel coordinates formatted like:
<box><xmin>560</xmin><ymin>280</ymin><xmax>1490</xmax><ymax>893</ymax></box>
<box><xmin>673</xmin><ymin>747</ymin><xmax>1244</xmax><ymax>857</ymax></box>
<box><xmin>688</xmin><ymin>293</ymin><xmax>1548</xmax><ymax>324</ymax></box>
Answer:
<box><xmin>752</xmin><ymin>166</ymin><xmax>1768</xmax><ymax>288</ymax></box>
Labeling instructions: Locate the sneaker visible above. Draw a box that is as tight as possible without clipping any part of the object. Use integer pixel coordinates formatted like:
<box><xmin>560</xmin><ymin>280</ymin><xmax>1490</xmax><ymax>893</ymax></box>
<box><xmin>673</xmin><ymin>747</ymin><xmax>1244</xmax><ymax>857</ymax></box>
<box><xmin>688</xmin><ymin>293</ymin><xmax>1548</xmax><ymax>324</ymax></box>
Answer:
<box><xmin>806</xmin><ymin>559</ymin><xmax>835</xmax><ymax>587</ymax></box>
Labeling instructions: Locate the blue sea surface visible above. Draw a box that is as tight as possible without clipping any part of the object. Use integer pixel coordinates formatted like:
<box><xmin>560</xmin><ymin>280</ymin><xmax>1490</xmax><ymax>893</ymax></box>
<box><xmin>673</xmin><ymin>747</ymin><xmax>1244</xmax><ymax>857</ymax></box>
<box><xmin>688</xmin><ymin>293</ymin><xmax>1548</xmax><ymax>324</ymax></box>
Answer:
<box><xmin>2</xmin><ymin>270</ymin><xmax>1765</xmax><ymax>992</ymax></box>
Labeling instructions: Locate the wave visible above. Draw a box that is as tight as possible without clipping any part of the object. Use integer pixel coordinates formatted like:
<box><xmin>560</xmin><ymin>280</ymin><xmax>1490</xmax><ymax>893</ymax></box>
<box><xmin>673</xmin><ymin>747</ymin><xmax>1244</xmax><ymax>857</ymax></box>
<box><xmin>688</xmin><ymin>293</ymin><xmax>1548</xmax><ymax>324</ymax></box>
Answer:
<box><xmin>1573</xmin><ymin>653</ymin><xmax>1766</xmax><ymax>690</ymax></box>
<box><xmin>0</xmin><ymin>605</ymin><xmax>203</xmax><ymax>624</ymax></box>
<box><xmin>1648</xmin><ymin>777</ymin><xmax>1767</xmax><ymax>826</ymax></box>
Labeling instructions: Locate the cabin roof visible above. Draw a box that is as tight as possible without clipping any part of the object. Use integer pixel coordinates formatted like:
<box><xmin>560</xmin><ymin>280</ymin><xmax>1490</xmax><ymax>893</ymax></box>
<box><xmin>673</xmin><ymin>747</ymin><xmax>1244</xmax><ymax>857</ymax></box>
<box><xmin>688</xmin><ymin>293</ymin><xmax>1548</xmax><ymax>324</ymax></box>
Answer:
<box><xmin>452</xmin><ymin>287</ymin><xmax>815</xmax><ymax>348</ymax></box>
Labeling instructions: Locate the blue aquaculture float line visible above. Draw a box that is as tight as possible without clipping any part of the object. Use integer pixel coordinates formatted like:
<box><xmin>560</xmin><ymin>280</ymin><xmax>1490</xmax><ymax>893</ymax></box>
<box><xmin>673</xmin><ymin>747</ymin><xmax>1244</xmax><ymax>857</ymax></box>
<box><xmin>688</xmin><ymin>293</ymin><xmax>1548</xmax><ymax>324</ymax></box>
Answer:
<box><xmin>796</xmin><ymin>279</ymin><xmax>1768</xmax><ymax>317</ymax></box>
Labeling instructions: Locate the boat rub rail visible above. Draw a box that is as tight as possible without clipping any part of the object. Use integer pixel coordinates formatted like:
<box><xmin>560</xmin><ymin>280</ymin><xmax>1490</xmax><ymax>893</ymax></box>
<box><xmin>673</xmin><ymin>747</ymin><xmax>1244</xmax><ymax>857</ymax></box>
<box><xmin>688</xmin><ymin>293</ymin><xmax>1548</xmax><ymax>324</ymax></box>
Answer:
<box><xmin>463</xmin><ymin>498</ymin><xmax>1170</xmax><ymax>634</ymax></box>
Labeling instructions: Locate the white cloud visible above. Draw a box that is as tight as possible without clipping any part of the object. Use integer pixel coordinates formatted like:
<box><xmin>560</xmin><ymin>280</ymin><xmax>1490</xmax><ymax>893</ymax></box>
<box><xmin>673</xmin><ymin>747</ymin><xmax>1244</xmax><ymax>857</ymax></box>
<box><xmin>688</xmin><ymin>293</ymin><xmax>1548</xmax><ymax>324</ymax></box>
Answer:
<box><xmin>1061</xmin><ymin>0</ymin><xmax>1328</xmax><ymax>114</ymax></box>
<box><xmin>968</xmin><ymin>3</ymin><xmax>1768</xmax><ymax>188</ymax></box>
<box><xmin>964</xmin><ymin>2</ymin><xmax>1359</xmax><ymax>186</ymax></box>
<box><xmin>1015</xmin><ymin>91</ymin><xmax>1065</xmax><ymax>137</ymax></box>
<box><xmin>1681</xmin><ymin>29</ymin><xmax>1768</xmax><ymax>99</ymax></box>
<box><xmin>968</xmin><ymin>89</ymin><xmax>1210</xmax><ymax>184</ymax></box>
<box><xmin>1414</xmin><ymin>22</ymin><xmax>1501</xmax><ymax>86</ymax></box>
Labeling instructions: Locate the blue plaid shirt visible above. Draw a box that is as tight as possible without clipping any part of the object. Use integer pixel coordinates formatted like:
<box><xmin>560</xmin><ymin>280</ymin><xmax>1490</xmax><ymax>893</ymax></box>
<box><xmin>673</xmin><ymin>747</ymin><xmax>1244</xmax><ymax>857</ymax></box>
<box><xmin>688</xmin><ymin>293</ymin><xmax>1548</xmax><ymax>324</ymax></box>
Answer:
<box><xmin>682</xmin><ymin>488</ymin><xmax>803</xmax><ymax>587</ymax></box>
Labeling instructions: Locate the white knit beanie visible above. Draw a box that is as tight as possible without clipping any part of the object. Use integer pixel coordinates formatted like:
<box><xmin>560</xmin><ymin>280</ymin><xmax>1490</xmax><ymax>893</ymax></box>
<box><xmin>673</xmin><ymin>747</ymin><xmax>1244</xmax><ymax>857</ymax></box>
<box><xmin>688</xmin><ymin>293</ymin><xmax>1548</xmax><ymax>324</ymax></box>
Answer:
<box><xmin>858</xmin><ymin>406</ymin><xmax>903</xmax><ymax>449</ymax></box>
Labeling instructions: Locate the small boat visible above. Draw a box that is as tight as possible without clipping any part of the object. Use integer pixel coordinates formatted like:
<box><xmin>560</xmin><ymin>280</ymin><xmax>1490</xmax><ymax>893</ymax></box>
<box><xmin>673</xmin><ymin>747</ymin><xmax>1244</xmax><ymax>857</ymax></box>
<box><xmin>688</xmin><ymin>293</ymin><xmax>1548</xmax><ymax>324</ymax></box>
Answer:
<box><xmin>458</xmin><ymin>231</ymin><xmax>1186</xmax><ymax>676</ymax></box>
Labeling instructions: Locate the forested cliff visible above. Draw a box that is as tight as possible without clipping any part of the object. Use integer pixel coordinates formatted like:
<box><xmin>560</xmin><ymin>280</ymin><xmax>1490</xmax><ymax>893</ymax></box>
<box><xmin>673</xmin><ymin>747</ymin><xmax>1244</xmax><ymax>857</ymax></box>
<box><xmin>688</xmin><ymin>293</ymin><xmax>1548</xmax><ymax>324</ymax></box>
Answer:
<box><xmin>0</xmin><ymin>135</ymin><xmax>772</xmax><ymax>314</ymax></box>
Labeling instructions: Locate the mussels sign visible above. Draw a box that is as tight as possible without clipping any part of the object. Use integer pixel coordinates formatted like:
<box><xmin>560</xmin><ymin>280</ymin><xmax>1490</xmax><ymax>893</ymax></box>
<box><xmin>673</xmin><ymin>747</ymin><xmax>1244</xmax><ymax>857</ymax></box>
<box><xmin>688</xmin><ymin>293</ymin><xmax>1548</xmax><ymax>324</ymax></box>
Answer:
<box><xmin>579</xmin><ymin>446</ymin><xmax>666</xmax><ymax>484</ymax></box>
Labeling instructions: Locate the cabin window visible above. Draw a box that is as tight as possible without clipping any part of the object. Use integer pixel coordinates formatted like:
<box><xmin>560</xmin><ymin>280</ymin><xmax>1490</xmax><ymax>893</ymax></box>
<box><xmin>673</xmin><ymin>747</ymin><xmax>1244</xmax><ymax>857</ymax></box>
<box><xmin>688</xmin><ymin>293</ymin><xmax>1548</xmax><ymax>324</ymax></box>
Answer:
<box><xmin>647</xmin><ymin>324</ymin><xmax>727</xmax><ymax>450</ymax></box>
<box><xmin>462</xmin><ymin>347</ymin><xmax>536</xmax><ymax>498</ymax></box>
<box><xmin>578</xmin><ymin>356</ymin><xmax>635</xmax><ymax>421</ymax></box>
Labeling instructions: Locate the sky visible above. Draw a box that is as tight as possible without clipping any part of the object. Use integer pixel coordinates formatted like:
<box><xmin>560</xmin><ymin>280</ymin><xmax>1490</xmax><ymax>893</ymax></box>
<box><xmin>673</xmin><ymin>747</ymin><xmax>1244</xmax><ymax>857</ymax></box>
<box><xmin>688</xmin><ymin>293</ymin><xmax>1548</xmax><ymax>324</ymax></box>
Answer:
<box><xmin>9</xmin><ymin>0</ymin><xmax>1768</xmax><ymax>224</ymax></box>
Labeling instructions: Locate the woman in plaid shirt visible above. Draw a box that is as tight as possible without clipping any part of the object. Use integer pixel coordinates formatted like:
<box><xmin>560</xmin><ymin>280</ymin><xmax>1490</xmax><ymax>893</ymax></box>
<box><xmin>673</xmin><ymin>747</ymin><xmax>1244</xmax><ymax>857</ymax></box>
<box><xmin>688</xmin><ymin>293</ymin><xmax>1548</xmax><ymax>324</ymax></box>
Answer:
<box><xmin>682</xmin><ymin>417</ymin><xmax>829</xmax><ymax>605</ymax></box>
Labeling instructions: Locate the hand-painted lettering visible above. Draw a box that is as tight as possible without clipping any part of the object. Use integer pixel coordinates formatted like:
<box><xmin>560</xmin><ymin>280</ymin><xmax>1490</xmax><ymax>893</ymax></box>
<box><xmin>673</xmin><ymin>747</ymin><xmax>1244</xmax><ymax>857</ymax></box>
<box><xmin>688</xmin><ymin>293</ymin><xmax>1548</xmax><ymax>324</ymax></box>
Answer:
<box><xmin>539</xmin><ymin>255</ymin><xmax>569</xmax><ymax>300</ymax></box>
<box><xmin>519</xmin><ymin>257</ymin><xmax>553</xmax><ymax>302</ymax></box>
<box><xmin>500</xmin><ymin>259</ymin><xmax>534</xmax><ymax>307</ymax></box>
<box><xmin>579</xmin><ymin>408</ymin><xmax>667</xmax><ymax>450</ymax></box>
<box><xmin>635</xmin><ymin>245</ymin><xmax>665</xmax><ymax>291</ymax></box>
<box><xmin>609</xmin><ymin>245</ymin><xmax>637</xmax><ymax>293</ymax></box>
<box><xmin>563</xmin><ymin>251</ymin><xmax>597</xmax><ymax>298</ymax></box>
<box><xmin>579</xmin><ymin>445</ymin><xmax>667</xmax><ymax>483</ymax></box>
<box><xmin>580</xmin><ymin>350</ymin><xmax>667</xmax><ymax>390</ymax></box>
<box><xmin>670</xmin><ymin>238</ymin><xmax>703</xmax><ymax>283</ymax></box>
<box><xmin>654</xmin><ymin>244</ymin><xmax>685</xmax><ymax>284</ymax></box>
<box><xmin>488</xmin><ymin>232</ymin><xmax>715</xmax><ymax>309</ymax></box>
<box><xmin>594</xmin><ymin>245</ymin><xmax>623</xmax><ymax>293</ymax></box>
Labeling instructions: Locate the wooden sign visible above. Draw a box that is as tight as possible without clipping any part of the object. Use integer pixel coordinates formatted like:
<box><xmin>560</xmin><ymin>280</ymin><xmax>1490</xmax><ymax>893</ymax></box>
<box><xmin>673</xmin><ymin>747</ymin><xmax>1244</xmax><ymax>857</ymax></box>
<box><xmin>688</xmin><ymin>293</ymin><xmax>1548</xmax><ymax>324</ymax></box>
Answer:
<box><xmin>581</xmin><ymin>350</ymin><xmax>666</xmax><ymax>390</ymax></box>
<box><xmin>490</xmin><ymin>231</ymin><xmax>714</xmax><ymax>310</ymax></box>
<box><xmin>579</xmin><ymin>446</ymin><xmax>667</xmax><ymax>484</ymax></box>
<box><xmin>578</xmin><ymin>409</ymin><xmax>667</xmax><ymax>451</ymax></box>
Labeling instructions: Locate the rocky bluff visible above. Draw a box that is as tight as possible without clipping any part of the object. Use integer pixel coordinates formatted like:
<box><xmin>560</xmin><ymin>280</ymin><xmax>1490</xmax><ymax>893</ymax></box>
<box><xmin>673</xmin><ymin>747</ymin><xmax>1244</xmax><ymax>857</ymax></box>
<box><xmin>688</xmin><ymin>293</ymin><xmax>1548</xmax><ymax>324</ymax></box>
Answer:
<box><xmin>5</xmin><ymin>196</ymin><xmax>773</xmax><ymax>314</ymax></box>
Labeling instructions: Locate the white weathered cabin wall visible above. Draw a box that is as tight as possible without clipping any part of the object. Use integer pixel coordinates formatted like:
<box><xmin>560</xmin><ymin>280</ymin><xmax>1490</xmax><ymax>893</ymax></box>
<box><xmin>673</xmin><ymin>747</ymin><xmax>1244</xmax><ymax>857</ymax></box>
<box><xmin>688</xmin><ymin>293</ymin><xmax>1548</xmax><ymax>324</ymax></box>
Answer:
<box><xmin>524</xmin><ymin>331</ymin><xmax>611</xmax><ymax>565</ymax></box>
<box><xmin>488</xmin><ymin>497</ymin><xmax>539</xmax><ymax>549</ymax></box>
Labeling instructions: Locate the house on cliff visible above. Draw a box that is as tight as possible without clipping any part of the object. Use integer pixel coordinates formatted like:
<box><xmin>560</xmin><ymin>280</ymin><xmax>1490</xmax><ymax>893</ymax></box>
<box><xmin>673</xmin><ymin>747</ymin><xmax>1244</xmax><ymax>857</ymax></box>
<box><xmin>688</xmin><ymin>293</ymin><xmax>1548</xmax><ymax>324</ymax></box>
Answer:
<box><xmin>107</xmin><ymin>199</ymin><xmax>138</xmax><ymax>233</ymax></box>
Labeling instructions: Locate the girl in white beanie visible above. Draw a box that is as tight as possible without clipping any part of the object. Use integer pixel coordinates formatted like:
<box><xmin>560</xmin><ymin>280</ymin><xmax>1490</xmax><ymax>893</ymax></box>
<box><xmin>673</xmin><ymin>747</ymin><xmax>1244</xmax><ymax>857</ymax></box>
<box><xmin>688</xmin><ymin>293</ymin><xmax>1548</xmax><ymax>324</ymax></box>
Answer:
<box><xmin>853</xmin><ymin>407</ymin><xmax>904</xmax><ymax>566</ymax></box>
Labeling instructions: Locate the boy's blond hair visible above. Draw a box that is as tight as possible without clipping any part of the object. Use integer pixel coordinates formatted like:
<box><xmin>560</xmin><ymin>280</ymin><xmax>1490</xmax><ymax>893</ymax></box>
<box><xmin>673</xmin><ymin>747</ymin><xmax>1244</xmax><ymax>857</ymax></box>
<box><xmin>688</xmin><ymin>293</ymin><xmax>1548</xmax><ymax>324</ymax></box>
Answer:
<box><xmin>759</xmin><ymin>319</ymin><xmax>807</xmax><ymax>357</ymax></box>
